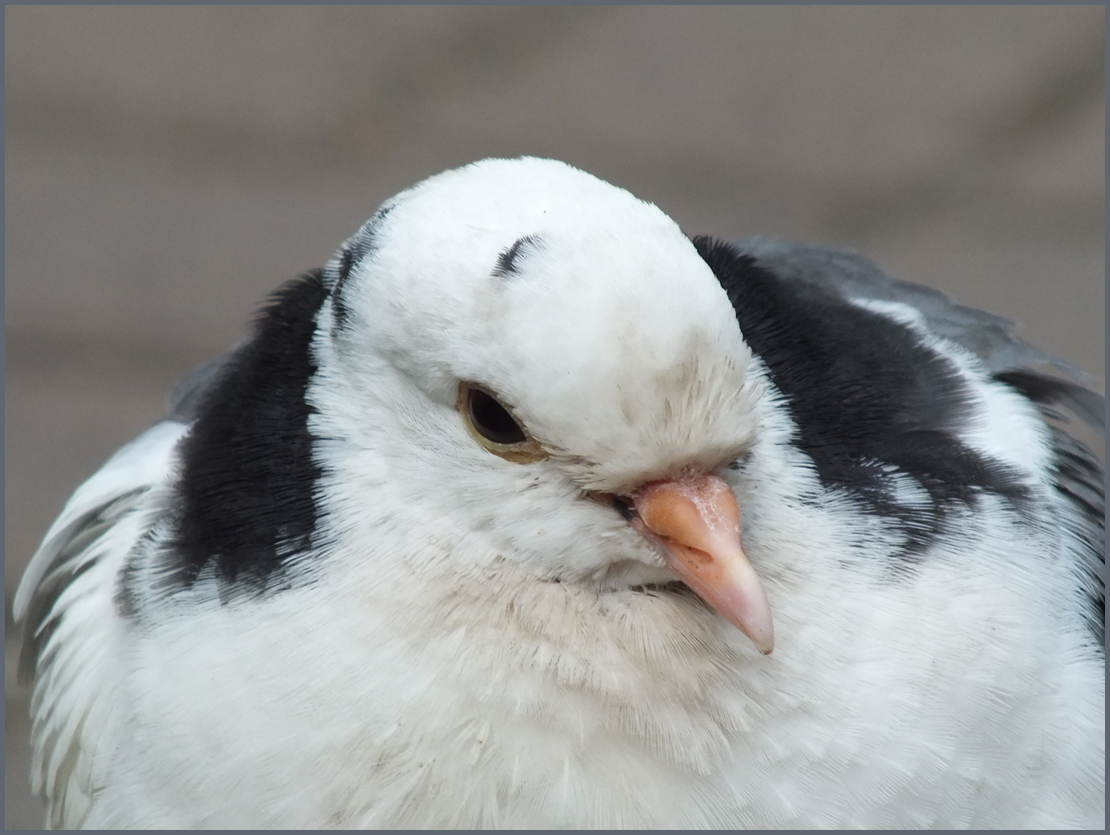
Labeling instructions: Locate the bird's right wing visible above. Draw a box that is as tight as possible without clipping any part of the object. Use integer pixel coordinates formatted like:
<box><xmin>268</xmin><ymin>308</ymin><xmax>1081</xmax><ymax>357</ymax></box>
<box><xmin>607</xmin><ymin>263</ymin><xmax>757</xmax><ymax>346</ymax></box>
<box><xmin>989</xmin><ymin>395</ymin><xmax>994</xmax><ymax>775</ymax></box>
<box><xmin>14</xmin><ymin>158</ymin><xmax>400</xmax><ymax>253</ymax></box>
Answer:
<box><xmin>13</xmin><ymin>419</ymin><xmax>189</xmax><ymax>828</ymax></box>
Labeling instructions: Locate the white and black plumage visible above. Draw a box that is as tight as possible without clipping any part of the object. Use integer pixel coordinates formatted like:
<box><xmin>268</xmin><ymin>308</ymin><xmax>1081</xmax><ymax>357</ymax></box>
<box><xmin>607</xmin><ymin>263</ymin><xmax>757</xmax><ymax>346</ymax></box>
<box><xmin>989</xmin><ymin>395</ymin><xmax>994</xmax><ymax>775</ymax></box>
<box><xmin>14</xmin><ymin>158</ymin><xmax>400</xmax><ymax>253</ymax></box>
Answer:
<box><xmin>15</xmin><ymin>157</ymin><xmax>1104</xmax><ymax>828</ymax></box>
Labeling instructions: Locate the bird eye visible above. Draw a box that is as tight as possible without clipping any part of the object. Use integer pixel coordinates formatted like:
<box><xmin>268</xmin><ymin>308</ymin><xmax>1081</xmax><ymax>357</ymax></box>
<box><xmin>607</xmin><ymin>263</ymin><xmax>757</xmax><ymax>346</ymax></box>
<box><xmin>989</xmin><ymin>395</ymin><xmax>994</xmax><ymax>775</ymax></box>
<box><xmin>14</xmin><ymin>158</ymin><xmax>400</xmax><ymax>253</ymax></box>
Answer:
<box><xmin>458</xmin><ymin>382</ymin><xmax>548</xmax><ymax>463</ymax></box>
<box><xmin>467</xmin><ymin>387</ymin><xmax>525</xmax><ymax>444</ymax></box>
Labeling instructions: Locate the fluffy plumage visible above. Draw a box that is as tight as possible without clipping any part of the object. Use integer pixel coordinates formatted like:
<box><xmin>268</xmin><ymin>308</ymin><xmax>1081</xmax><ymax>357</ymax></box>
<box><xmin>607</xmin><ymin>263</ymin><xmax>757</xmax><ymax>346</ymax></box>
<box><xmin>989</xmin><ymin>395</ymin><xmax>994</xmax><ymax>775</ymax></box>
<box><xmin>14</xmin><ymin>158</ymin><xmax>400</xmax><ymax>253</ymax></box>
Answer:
<box><xmin>16</xmin><ymin>157</ymin><xmax>1104</xmax><ymax>828</ymax></box>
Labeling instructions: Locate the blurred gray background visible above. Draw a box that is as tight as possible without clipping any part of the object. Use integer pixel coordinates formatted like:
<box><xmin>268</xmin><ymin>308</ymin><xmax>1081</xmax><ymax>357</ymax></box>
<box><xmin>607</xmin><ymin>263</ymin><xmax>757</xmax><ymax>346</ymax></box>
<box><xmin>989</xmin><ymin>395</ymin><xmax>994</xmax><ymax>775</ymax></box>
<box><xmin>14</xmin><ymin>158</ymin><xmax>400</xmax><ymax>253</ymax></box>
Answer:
<box><xmin>4</xmin><ymin>6</ymin><xmax>1104</xmax><ymax>827</ymax></box>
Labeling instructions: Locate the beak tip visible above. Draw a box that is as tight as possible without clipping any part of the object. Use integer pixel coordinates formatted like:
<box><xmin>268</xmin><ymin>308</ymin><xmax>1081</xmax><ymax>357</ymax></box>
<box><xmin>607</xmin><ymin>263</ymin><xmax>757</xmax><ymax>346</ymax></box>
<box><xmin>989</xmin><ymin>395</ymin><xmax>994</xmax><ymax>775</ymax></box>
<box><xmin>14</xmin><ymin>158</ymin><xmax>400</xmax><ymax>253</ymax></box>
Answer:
<box><xmin>743</xmin><ymin>624</ymin><xmax>774</xmax><ymax>655</ymax></box>
<box><xmin>633</xmin><ymin>473</ymin><xmax>777</xmax><ymax>656</ymax></box>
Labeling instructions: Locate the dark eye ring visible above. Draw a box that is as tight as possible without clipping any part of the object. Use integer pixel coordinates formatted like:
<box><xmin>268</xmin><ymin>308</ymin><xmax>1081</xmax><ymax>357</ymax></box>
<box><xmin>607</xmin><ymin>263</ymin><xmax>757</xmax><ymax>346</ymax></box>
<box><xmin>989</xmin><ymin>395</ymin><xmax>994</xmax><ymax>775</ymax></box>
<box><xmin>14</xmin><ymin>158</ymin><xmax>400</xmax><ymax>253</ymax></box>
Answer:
<box><xmin>457</xmin><ymin>382</ymin><xmax>548</xmax><ymax>464</ymax></box>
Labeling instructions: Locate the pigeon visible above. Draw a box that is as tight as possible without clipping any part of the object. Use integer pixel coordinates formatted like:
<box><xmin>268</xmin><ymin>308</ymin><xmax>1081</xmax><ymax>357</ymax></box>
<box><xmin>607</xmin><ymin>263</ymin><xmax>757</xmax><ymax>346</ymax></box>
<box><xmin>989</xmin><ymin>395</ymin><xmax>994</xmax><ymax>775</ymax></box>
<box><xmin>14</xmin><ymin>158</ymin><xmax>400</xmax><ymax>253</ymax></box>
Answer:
<box><xmin>14</xmin><ymin>157</ymin><xmax>1104</xmax><ymax>829</ymax></box>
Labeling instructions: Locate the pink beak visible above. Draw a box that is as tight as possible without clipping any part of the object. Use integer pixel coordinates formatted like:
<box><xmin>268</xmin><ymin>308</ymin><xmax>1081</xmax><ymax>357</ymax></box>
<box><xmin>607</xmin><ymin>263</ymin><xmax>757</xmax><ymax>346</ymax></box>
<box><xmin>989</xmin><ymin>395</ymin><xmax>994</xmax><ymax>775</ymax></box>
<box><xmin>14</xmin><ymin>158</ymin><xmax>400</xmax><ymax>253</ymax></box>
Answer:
<box><xmin>632</xmin><ymin>473</ymin><xmax>774</xmax><ymax>654</ymax></box>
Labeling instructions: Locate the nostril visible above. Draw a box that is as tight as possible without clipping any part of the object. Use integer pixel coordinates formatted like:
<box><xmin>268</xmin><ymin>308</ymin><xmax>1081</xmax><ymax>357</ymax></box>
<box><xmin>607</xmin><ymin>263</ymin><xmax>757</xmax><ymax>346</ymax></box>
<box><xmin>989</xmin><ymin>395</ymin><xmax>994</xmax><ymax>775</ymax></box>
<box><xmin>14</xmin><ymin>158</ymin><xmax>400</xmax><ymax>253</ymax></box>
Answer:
<box><xmin>584</xmin><ymin>491</ymin><xmax>638</xmax><ymax>522</ymax></box>
<box><xmin>612</xmin><ymin>496</ymin><xmax>636</xmax><ymax>521</ymax></box>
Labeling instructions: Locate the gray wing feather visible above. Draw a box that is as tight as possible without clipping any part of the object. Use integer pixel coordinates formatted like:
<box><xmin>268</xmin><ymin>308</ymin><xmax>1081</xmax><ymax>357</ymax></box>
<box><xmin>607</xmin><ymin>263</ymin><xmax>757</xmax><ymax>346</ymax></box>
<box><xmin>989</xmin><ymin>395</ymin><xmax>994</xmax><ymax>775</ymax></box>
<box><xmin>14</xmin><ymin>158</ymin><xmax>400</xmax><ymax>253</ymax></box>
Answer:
<box><xmin>165</xmin><ymin>338</ymin><xmax>249</xmax><ymax>423</ymax></box>
<box><xmin>17</xmin><ymin>489</ymin><xmax>145</xmax><ymax>682</ymax></box>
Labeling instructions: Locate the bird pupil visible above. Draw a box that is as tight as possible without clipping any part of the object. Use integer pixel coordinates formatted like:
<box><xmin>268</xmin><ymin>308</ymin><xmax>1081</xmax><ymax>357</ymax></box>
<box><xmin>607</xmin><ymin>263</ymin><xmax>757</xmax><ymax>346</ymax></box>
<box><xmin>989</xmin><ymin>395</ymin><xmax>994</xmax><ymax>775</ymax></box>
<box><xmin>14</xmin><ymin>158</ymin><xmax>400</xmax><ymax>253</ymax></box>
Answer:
<box><xmin>469</xmin><ymin>388</ymin><xmax>526</xmax><ymax>444</ymax></box>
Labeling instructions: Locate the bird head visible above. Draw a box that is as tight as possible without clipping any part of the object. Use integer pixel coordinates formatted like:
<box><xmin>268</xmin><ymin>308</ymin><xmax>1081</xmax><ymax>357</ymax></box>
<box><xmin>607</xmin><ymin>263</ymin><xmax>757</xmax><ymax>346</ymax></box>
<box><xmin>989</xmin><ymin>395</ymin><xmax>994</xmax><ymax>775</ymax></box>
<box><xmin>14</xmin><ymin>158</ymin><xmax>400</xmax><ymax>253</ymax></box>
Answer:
<box><xmin>309</xmin><ymin>157</ymin><xmax>773</xmax><ymax>653</ymax></box>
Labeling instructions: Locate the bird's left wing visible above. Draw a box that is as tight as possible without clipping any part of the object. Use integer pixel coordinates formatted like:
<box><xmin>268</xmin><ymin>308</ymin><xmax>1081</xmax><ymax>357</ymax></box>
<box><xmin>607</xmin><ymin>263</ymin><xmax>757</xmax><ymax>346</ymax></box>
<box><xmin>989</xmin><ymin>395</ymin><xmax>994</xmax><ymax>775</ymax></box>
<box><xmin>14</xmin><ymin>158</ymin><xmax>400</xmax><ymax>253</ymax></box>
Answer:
<box><xmin>734</xmin><ymin>237</ymin><xmax>1104</xmax><ymax>645</ymax></box>
<box><xmin>13</xmin><ymin>418</ymin><xmax>189</xmax><ymax>828</ymax></box>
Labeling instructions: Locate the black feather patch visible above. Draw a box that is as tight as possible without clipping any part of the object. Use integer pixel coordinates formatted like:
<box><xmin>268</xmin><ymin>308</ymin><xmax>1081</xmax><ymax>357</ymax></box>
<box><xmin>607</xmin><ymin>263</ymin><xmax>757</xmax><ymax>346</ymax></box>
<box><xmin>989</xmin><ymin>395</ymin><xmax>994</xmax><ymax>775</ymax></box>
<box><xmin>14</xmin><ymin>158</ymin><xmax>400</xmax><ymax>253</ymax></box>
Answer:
<box><xmin>332</xmin><ymin>204</ymin><xmax>394</xmax><ymax>328</ymax></box>
<box><xmin>167</xmin><ymin>271</ymin><xmax>329</xmax><ymax>593</ymax></box>
<box><xmin>694</xmin><ymin>236</ymin><xmax>1031</xmax><ymax>557</ymax></box>
<box><xmin>492</xmin><ymin>234</ymin><xmax>543</xmax><ymax>279</ymax></box>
